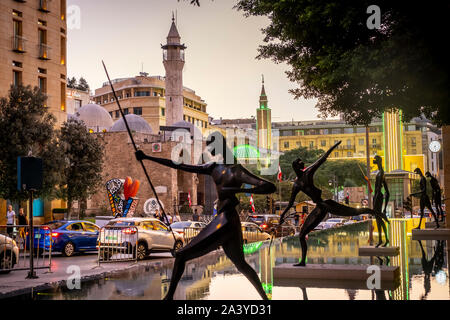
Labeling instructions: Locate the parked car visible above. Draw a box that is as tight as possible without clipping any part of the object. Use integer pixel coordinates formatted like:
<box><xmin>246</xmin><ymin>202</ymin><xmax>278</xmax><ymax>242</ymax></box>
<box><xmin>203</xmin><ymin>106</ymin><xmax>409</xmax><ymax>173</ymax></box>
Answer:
<box><xmin>29</xmin><ymin>220</ymin><xmax>100</xmax><ymax>257</ymax></box>
<box><xmin>100</xmin><ymin>218</ymin><xmax>184</xmax><ymax>260</ymax></box>
<box><xmin>170</xmin><ymin>221</ymin><xmax>207</xmax><ymax>238</ymax></box>
<box><xmin>241</xmin><ymin>222</ymin><xmax>271</xmax><ymax>243</ymax></box>
<box><xmin>313</xmin><ymin>222</ymin><xmax>327</xmax><ymax>231</ymax></box>
<box><xmin>326</xmin><ymin>218</ymin><xmax>347</xmax><ymax>227</ymax></box>
<box><xmin>0</xmin><ymin>234</ymin><xmax>19</xmax><ymax>273</ymax></box>
<box><xmin>247</xmin><ymin>214</ymin><xmax>295</xmax><ymax>237</ymax></box>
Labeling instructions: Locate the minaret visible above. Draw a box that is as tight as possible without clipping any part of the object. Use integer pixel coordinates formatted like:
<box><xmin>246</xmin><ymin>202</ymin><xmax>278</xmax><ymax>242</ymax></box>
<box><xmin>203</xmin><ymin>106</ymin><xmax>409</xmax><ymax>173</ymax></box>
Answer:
<box><xmin>162</xmin><ymin>14</ymin><xmax>186</xmax><ymax>125</ymax></box>
<box><xmin>257</xmin><ymin>75</ymin><xmax>272</xmax><ymax>151</ymax></box>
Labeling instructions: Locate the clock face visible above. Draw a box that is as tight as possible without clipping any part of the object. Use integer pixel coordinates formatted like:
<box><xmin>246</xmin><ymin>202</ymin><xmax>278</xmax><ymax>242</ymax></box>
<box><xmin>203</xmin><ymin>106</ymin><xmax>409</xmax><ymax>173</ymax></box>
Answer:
<box><xmin>429</xmin><ymin>140</ymin><xmax>441</xmax><ymax>153</ymax></box>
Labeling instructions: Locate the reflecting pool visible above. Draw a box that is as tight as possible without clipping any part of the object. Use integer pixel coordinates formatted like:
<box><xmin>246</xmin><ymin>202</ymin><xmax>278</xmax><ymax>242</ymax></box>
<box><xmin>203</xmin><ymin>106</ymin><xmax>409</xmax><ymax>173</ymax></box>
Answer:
<box><xmin>17</xmin><ymin>220</ymin><xmax>450</xmax><ymax>300</ymax></box>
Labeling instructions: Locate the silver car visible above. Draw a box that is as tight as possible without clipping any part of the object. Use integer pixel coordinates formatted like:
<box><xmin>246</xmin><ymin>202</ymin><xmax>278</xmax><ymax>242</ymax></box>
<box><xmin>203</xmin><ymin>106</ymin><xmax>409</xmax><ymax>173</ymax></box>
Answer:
<box><xmin>241</xmin><ymin>222</ymin><xmax>271</xmax><ymax>244</ymax></box>
<box><xmin>0</xmin><ymin>234</ymin><xmax>19</xmax><ymax>273</ymax></box>
<box><xmin>99</xmin><ymin>218</ymin><xmax>184</xmax><ymax>260</ymax></box>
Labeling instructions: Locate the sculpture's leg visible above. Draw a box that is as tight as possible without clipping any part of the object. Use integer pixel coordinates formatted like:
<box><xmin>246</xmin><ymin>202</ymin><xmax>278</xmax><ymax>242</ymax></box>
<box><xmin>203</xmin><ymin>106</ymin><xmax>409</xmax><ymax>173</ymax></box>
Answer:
<box><xmin>375</xmin><ymin>217</ymin><xmax>383</xmax><ymax>248</ymax></box>
<box><xmin>415</xmin><ymin>200</ymin><xmax>425</xmax><ymax>229</ymax></box>
<box><xmin>163</xmin><ymin>214</ymin><xmax>228</xmax><ymax>300</ymax></box>
<box><xmin>301</xmin><ymin>287</ymin><xmax>308</xmax><ymax>300</ymax></box>
<box><xmin>379</xmin><ymin>217</ymin><xmax>389</xmax><ymax>247</ymax></box>
<box><xmin>425</xmin><ymin>198</ymin><xmax>440</xmax><ymax>228</ymax></box>
<box><xmin>222</xmin><ymin>231</ymin><xmax>268</xmax><ymax>300</ymax></box>
<box><xmin>295</xmin><ymin>205</ymin><xmax>327</xmax><ymax>267</ymax></box>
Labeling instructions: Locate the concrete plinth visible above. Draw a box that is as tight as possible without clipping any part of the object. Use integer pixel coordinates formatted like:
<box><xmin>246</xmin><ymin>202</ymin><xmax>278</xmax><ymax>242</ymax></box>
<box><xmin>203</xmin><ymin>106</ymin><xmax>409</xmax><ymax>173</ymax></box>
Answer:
<box><xmin>358</xmin><ymin>246</ymin><xmax>400</xmax><ymax>257</ymax></box>
<box><xmin>273</xmin><ymin>263</ymin><xmax>399</xmax><ymax>281</ymax></box>
<box><xmin>274</xmin><ymin>277</ymin><xmax>400</xmax><ymax>291</ymax></box>
<box><xmin>412</xmin><ymin>228</ymin><xmax>450</xmax><ymax>240</ymax></box>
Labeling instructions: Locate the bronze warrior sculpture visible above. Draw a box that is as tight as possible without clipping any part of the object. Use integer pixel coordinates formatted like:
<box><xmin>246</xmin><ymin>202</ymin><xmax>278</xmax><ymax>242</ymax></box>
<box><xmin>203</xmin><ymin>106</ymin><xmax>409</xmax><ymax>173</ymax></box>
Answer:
<box><xmin>410</xmin><ymin>168</ymin><xmax>440</xmax><ymax>229</ymax></box>
<box><xmin>135</xmin><ymin>132</ymin><xmax>276</xmax><ymax>300</ymax></box>
<box><xmin>279</xmin><ymin>141</ymin><xmax>390</xmax><ymax>266</ymax></box>
<box><xmin>372</xmin><ymin>155</ymin><xmax>390</xmax><ymax>247</ymax></box>
<box><xmin>425</xmin><ymin>171</ymin><xmax>445</xmax><ymax>222</ymax></box>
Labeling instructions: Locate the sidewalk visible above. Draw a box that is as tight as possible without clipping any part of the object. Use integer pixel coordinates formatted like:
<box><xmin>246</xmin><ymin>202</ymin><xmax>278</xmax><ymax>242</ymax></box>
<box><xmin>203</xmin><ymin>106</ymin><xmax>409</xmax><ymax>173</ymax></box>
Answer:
<box><xmin>0</xmin><ymin>252</ymin><xmax>175</xmax><ymax>299</ymax></box>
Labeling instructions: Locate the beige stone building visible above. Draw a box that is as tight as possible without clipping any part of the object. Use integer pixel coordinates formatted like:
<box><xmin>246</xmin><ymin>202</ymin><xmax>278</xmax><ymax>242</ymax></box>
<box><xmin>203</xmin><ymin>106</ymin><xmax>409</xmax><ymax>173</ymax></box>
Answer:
<box><xmin>0</xmin><ymin>0</ymin><xmax>68</xmax><ymax>125</ymax></box>
<box><xmin>66</xmin><ymin>87</ymin><xmax>90</xmax><ymax>114</ymax></box>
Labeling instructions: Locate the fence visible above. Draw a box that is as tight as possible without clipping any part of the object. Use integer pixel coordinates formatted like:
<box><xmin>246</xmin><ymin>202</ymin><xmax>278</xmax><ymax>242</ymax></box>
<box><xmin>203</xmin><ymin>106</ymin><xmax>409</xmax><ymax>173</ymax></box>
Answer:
<box><xmin>0</xmin><ymin>225</ymin><xmax>52</xmax><ymax>274</ymax></box>
<box><xmin>97</xmin><ymin>225</ymin><xmax>138</xmax><ymax>264</ymax></box>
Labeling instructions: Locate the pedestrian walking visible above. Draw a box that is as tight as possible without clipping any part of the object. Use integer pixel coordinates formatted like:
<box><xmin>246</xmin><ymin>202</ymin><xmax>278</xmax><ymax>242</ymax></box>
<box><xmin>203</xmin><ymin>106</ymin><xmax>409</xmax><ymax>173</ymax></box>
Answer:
<box><xmin>17</xmin><ymin>208</ymin><xmax>28</xmax><ymax>248</ymax></box>
<box><xmin>6</xmin><ymin>205</ymin><xmax>15</xmax><ymax>238</ymax></box>
<box><xmin>192</xmin><ymin>209</ymin><xmax>199</xmax><ymax>222</ymax></box>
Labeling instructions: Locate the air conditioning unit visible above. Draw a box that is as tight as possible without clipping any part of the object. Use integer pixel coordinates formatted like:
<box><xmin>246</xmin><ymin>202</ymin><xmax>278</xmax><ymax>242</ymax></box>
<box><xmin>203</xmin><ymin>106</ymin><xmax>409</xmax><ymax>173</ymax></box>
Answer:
<box><xmin>152</xmin><ymin>142</ymin><xmax>162</xmax><ymax>153</ymax></box>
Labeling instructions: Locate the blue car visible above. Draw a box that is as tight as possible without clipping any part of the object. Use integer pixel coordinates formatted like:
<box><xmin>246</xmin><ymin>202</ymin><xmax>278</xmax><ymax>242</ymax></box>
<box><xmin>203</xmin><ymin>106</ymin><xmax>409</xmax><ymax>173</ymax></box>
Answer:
<box><xmin>29</xmin><ymin>220</ymin><xmax>100</xmax><ymax>257</ymax></box>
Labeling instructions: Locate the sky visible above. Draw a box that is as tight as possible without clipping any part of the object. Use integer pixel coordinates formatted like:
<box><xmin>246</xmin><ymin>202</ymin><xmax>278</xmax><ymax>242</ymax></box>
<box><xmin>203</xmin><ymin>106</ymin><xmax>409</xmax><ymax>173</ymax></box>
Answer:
<box><xmin>67</xmin><ymin>0</ymin><xmax>323</xmax><ymax>122</ymax></box>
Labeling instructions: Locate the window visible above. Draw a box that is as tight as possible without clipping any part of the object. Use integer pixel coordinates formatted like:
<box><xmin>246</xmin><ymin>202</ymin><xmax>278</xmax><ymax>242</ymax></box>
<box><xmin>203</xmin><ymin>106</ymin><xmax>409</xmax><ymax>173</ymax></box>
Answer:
<box><xmin>133</xmin><ymin>107</ymin><xmax>142</xmax><ymax>115</ymax></box>
<box><xmin>39</xmin><ymin>0</ymin><xmax>51</xmax><ymax>12</ymax></box>
<box><xmin>13</xmin><ymin>19</ymin><xmax>25</xmax><ymax>52</ymax></box>
<box><xmin>60</xmin><ymin>82</ymin><xmax>66</xmax><ymax>111</ymax></box>
<box><xmin>134</xmin><ymin>91</ymin><xmax>150</xmax><ymax>97</ymax></box>
<box><xmin>83</xmin><ymin>223</ymin><xmax>99</xmax><ymax>232</ymax></box>
<box><xmin>13</xmin><ymin>70</ymin><xmax>22</xmax><ymax>87</ymax></box>
<box><xmin>38</xmin><ymin>19</ymin><xmax>47</xmax><ymax>26</ymax></box>
<box><xmin>38</xmin><ymin>28</ymin><xmax>49</xmax><ymax>59</ymax></box>
<box><xmin>284</xmin><ymin>141</ymin><xmax>289</xmax><ymax>148</ymax></box>
<box><xmin>38</xmin><ymin>68</ymin><xmax>47</xmax><ymax>74</ymax></box>
<box><xmin>359</xmin><ymin>138</ymin><xmax>364</xmax><ymax>146</ymax></box>
<box><xmin>38</xmin><ymin>76</ymin><xmax>47</xmax><ymax>94</ymax></box>
<box><xmin>66</xmin><ymin>223</ymin><xmax>83</xmax><ymax>231</ymax></box>
<box><xmin>115</xmin><ymin>110</ymin><xmax>119</xmax><ymax>118</ymax></box>
<box><xmin>331</xmin><ymin>128</ymin><xmax>341</xmax><ymax>134</ymax></box>
<box><xmin>411</xmin><ymin>137</ymin><xmax>416</xmax><ymax>147</ymax></box>
<box><xmin>123</xmin><ymin>108</ymin><xmax>129</xmax><ymax>115</ymax></box>
<box><xmin>347</xmin><ymin>152</ymin><xmax>352</xmax><ymax>157</ymax></box>
<box><xmin>12</xmin><ymin>10</ymin><xmax>22</xmax><ymax>18</ymax></box>
<box><xmin>296</xmin><ymin>141</ymin><xmax>301</xmax><ymax>147</ymax></box>
<box><xmin>109</xmin><ymin>112</ymin><xmax>113</xmax><ymax>118</ymax></box>
<box><xmin>74</xmin><ymin>99</ymin><xmax>82</xmax><ymax>111</ymax></box>
<box><xmin>60</xmin><ymin>36</ymin><xmax>66</xmax><ymax>65</ymax></box>
<box><xmin>346</xmin><ymin>139</ymin><xmax>352</xmax><ymax>146</ymax></box>
<box><xmin>334</xmin><ymin>152</ymin><xmax>339</xmax><ymax>157</ymax></box>
<box><xmin>60</xmin><ymin>0</ymin><xmax>66</xmax><ymax>21</ymax></box>
<box><xmin>13</xmin><ymin>61</ymin><xmax>23</xmax><ymax>68</ymax></box>
<box><xmin>153</xmin><ymin>92</ymin><xmax>158</xmax><ymax>96</ymax></box>
<box><xmin>356</xmin><ymin>127</ymin><xmax>366</xmax><ymax>133</ymax></box>
<box><xmin>344</xmin><ymin>127</ymin><xmax>354</xmax><ymax>134</ymax></box>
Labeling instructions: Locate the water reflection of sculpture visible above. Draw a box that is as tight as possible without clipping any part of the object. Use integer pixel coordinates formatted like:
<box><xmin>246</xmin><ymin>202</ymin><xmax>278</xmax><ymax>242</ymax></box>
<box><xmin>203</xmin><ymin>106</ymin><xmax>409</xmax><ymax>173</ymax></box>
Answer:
<box><xmin>410</xmin><ymin>168</ymin><xmax>440</xmax><ymax>229</ymax></box>
<box><xmin>135</xmin><ymin>132</ymin><xmax>276</xmax><ymax>300</ymax></box>
<box><xmin>416</xmin><ymin>240</ymin><xmax>445</xmax><ymax>300</ymax></box>
<box><xmin>279</xmin><ymin>141</ymin><xmax>391</xmax><ymax>266</ymax></box>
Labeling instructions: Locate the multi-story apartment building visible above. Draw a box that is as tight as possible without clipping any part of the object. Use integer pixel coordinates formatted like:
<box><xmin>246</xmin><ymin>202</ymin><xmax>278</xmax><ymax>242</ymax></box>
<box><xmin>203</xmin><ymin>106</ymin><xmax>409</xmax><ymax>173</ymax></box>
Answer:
<box><xmin>274</xmin><ymin>116</ymin><xmax>441</xmax><ymax>175</ymax></box>
<box><xmin>93</xmin><ymin>73</ymin><xmax>209</xmax><ymax>135</ymax></box>
<box><xmin>0</xmin><ymin>0</ymin><xmax>68</xmax><ymax>125</ymax></box>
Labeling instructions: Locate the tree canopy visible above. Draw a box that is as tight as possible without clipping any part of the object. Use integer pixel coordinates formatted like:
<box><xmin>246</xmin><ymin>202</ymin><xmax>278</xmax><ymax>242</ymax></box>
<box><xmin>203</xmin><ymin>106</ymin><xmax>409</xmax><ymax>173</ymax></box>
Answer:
<box><xmin>0</xmin><ymin>85</ymin><xmax>62</xmax><ymax>202</ymax></box>
<box><xmin>235</xmin><ymin>1</ymin><xmax>449</xmax><ymax>126</ymax></box>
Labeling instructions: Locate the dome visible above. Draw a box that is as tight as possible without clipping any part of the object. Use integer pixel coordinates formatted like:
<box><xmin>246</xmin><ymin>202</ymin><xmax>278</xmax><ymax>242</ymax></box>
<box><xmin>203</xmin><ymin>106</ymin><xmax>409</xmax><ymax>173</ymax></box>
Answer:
<box><xmin>171</xmin><ymin>120</ymin><xmax>202</xmax><ymax>139</ymax></box>
<box><xmin>111</xmin><ymin>114</ymin><xmax>153</xmax><ymax>134</ymax></box>
<box><xmin>75</xmin><ymin>103</ymin><xmax>113</xmax><ymax>132</ymax></box>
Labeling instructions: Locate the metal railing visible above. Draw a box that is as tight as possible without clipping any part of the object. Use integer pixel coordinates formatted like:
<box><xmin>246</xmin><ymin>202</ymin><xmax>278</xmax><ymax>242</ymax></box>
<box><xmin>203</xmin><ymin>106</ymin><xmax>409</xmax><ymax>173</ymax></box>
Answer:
<box><xmin>97</xmin><ymin>225</ymin><xmax>138</xmax><ymax>264</ymax></box>
<box><xmin>183</xmin><ymin>227</ymin><xmax>203</xmax><ymax>244</ymax></box>
<box><xmin>0</xmin><ymin>225</ymin><xmax>52</xmax><ymax>274</ymax></box>
<box><xmin>38</xmin><ymin>43</ymin><xmax>51</xmax><ymax>60</ymax></box>
<box><xmin>12</xmin><ymin>35</ymin><xmax>27</xmax><ymax>52</ymax></box>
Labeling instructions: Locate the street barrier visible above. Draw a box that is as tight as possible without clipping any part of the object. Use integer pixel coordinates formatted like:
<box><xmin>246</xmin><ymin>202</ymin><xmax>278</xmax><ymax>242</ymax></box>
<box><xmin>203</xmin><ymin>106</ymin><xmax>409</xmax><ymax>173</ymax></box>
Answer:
<box><xmin>97</xmin><ymin>225</ymin><xmax>138</xmax><ymax>264</ymax></box>
<box><xmin>0</xmin><ymin>225</ymin><xmax>52</xmax><ymax>274</ymax></box>
<box><xmin>183</xmin><ymin>227</ymin><xmax>203</xmax><ymax>244</ymax></box>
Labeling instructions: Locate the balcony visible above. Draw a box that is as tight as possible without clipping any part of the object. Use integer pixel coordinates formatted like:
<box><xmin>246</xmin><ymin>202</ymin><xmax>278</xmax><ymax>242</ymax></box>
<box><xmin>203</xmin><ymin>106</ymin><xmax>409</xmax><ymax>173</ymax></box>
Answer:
<box><xmin>38</xmin><ymin>43</ymin><xmax>51</xmax><ymax>60</ymax></box>
<box><xmin>338</xmin><ymin>145</ymin><xmax>356</xmax><ymax>151</ymax></box>
<box><xmin>12</xmin><ymin>35</ymin><xmax>27</xmax><ymax>53</ymax></box>
<box><xmin>38</xmin><ymin>0</ymin><xmax>51</xmax><ymax>12</ymax></box>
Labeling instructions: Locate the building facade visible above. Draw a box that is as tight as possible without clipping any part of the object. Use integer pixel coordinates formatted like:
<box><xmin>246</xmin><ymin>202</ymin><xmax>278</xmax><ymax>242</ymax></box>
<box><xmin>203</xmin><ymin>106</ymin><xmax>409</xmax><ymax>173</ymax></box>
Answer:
<box><xmin>0</xmin><ymin>0</ymin><xmax>68</xmax><ymax>125</ymax></box>
<box><xmin>66</xmin><ymin>87</ymin><xmax>90</xmax><ymax>114</ymax></box>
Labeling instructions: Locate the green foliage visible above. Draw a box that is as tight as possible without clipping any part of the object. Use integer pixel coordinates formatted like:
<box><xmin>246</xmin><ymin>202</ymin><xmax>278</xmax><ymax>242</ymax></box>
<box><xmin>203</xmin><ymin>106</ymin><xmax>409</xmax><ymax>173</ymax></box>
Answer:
<box><xmin>235</xmin><ymin>1</ymin><xmax>449</xmax><ymax>125</ymax></box>
<box><xmin>66</xmin><ymin>76</ymin><xmax>90</xmax><ymax>92</ymax></box>
<box><xmin>0</xmin><ymin>85</ymin><xmax>62</xmax><ymax>202</ymax></box>
<box><xmin>57</xmin><ymin>118</ymin><xmax>104</xmax><ymax>216</ymax></box>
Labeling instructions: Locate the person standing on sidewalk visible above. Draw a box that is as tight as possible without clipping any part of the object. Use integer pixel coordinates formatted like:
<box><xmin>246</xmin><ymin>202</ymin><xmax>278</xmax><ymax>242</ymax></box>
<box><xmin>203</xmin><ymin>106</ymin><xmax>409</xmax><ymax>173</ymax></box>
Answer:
<box><xmin>6</xmin><ymin>205</ymin><xmax>15</xmax><ymax>238</ymax></box>
<box><xmin>17</xmin><ymin>208</ymin><xmax>28</xmax><ymax>246</ymax></box>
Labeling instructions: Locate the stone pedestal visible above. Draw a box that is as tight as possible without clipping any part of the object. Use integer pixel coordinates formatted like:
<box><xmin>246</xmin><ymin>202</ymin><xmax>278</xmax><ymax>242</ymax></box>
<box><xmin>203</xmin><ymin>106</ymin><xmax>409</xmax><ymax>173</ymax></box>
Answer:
<box><xmin>273</xmin><ymin>263</ymin><xmax>400</xmax><ymax>281</ymax></box>
<box><xmin>358</xmin><ymin>246</ymin><xmax>400</xmax><ymax>257</ymax></box>
<box><xmin>411</xmin><ymin>228</ymin><xmax>450</xmax><ymax>240</ymax></box>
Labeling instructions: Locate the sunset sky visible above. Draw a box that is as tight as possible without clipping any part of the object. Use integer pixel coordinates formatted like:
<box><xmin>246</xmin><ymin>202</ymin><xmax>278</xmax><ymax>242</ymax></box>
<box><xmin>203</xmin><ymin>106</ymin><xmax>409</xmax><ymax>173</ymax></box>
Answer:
<box><xmin>67</xmin><ymin>0</ymin><xmax>323</xmax><ymax>122</ymax></box>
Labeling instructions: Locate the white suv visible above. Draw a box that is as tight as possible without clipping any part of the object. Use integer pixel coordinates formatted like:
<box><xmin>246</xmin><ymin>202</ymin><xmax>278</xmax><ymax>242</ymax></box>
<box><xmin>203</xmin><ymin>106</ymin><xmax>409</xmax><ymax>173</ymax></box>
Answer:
<box><xmin>0</xmin><ymin>234</ymin><xmax>19</xmax><ymax>273</ymax></box>
<box><xmin>99</xmin><ymin>217</ymin><xmax>184</xmax><ymax>260</ymax></box>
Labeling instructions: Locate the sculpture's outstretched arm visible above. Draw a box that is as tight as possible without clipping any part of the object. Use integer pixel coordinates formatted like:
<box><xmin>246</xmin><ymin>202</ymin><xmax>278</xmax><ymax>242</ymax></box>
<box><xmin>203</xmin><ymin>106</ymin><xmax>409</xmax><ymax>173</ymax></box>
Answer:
<box><xmin>304</xmin><ymin>141</ymin><xmax>341</xmax><ymax>176</ymax></box>
<box><xmin>280</xmin><ymin>184</ymin><xmax>300</xmax><ymax>224</ymax></box>
<box><xmin>135</xmin><ymin>150</ymin><xmax>213</xmax><ymax>175</ymax></box>
<box><xmin>383</xmin><ymin>179</ymin><xmax>390</xmax><ymax>213</ymax></box>
<box><xmin>221</xmin><ymin>166</ymin><xmax>276</xmax><ymax>195</ymax></box>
